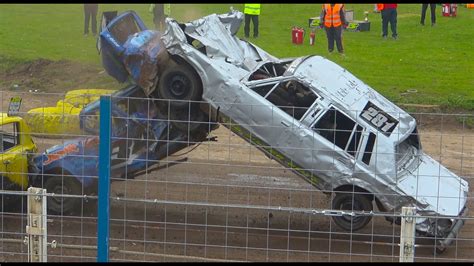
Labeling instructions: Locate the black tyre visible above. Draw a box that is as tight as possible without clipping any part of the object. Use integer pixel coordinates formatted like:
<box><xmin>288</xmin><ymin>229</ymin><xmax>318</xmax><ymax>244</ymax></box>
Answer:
<box><xmin>332</xmin><ymin>192</ymin><xmax>373</xmax><ymax>231</ymax></box>
<box><xmin>0</xmin><ymin>176</ymin><xmax>27</xmax><ymax>213</ymax></box>
<box><xmin>435</xmin><ymin>245</ymin><xmax>446</xmax><ymax>255</ymax></box>
<box><xmin>44</xmin><ymin>176</ymin><xmax>82</xmax><ymax>215</ymax></box>
<box><xmin>0</xmin><ymin>192</ymin><xmax>26</xmax><ymax>213</ymax></box>
<box><xmin>170</xmin><ymin>107</ymin><xmax>209</xmax><ymax>134</ymax></box>
<box><xmin>157</xmin><ymin>64</ymin><xmax>202</xmax><ymax>109</ymax></box>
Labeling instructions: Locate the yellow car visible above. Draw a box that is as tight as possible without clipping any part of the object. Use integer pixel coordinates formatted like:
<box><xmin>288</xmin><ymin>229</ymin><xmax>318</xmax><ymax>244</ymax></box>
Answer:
<box><xmin>0</xmin><ymin>112</ymin><xmax>37</xmax><ymax>211</ymax></box>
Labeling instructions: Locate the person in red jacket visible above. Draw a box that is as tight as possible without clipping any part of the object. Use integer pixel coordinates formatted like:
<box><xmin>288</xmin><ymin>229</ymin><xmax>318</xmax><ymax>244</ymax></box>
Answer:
<box><xmin>380</xmin><ymin>3</ymin><xmax>398</xmax><ymax>39</ymax></box>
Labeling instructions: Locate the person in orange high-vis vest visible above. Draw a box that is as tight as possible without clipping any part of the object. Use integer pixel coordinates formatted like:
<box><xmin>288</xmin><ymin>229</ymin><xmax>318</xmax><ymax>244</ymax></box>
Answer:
<box><xmin>320</xmin><ymin>4</ymin><xmax>348</xmax><ymax>54</ymax></box>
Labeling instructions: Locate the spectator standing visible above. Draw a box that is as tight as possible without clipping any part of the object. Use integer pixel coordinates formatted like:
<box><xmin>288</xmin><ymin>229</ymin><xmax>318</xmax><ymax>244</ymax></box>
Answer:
<box><xmin>320</xmin><ymin>4</ymin><xmax>348</xmax><ymax>54</ymax></box>
<box><xmin>149</xmin><ymin>4</ymin><xmax>171</xmax><ymax>31</ymax></box>
<box><xmin>374</xmin><ymin>4</ymin><xmax>380</xmax><ymax>13</ymax></box>
<box><xmin>420</xmin><ymin>3</ymin><xmax>436</xmax><ymax>26</ymax></box>
<box><xmin>84</xmin><ymin>4</ymin><xmax>99</xmax><ymax>37</ymax></box>
<box><xmin>380</xmin><ymin>3</ymin><xmax>398</xmax><ymax>39</ymax></box>
<box><xmin>244</xmin><ymin>4</ymin><xmax>261</xmax><ymax>38</ymax></box>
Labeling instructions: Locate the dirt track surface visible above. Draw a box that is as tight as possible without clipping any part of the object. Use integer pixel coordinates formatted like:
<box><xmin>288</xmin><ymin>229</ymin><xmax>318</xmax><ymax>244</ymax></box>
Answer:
<box><xmin>1</xmin><ymin>60</ymin><xmax>474</xmax><ymax>262</ymax></box>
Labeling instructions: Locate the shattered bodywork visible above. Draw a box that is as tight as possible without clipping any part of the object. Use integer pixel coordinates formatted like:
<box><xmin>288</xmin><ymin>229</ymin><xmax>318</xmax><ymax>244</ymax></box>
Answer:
<box><xmin>98</xmin><ymin>11</ymin><xmax>170</xmax><ymax>95</ymax></box>
<box><xmin>98</xmin><ymin>10</ymin><xmax>469</xmax><ymax>250</ymax></box>
<box><xmin>30</xmin><ymin>85</ymin><xmax>210</xmax><ymax>213</ymax></box>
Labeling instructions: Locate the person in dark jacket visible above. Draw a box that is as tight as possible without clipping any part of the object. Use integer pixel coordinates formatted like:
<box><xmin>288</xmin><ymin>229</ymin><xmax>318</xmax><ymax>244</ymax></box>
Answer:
<box><xmin>149</xmin><ymin>4</ymin><xmax>171</xmax><ymax>31</ymax></box>
<box><xmin>320</xmin><ymin>4</ymin><xmax>348</xmax><ymax>54</ymax></box>
<box><xmin>83</xmin><ymin>4</ymin><xmax>99</xmax><ymax>37</ymax></box>
<box><xmin>420</xmin><ymin>3</ymin><xmax>436</xmax><ymax>26</ymax></box>
<box><xmin>380</xmin><ymin>3</ymin><xmax>398</xmax><ymax>39</ymax></box>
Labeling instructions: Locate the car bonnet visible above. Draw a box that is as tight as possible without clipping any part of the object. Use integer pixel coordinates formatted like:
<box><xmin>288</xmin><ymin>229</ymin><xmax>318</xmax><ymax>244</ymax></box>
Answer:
<box><xmin>396</xmin><ymin>152</ymin><xmax>469</xmax><ymax>216</ymax></box>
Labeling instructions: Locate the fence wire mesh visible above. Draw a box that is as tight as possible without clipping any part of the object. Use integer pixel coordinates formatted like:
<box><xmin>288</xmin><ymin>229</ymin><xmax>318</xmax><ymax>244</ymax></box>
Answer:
<box><xmin>0</xmin><ymin>89</ymin><xmax>473</xmax><ymax>262</ymax></box>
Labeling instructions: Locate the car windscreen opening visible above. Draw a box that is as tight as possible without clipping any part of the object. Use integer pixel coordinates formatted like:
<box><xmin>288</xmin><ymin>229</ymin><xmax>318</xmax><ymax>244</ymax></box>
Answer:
<box><xmin>395</xmin><ymin>127</ymin><xmax>421</xmax><ymax>171</ymax></box>
<box><xmin>109</xmin><ymin>14</ymin><xmax>141</xmax><ymax>45</ymax></box>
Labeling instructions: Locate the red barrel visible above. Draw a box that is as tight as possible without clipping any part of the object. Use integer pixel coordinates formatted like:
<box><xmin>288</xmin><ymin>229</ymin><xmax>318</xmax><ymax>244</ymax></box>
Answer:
<box><xmin>292</xmin><ymin>27</ymin><xmax>304</xmax><ymax>45</ymax></box>
<box><xmin>451</xmin><ymin>4</ymin><xmax>457</xmax><ymax>17</ymax></box>
<box><xmin>292</xmin><ymin>27</ymin><xmax>298</xmax><ymax>44</ymax></box>
<box><xmin>442</xmin><ymin>4</ymin><xmax>450</xmax><ymax>16</ymax></box>
<box><xmin>443</xmin><ymin>4</ymin><xmax>457</xmax><ymax>17</ymax></box>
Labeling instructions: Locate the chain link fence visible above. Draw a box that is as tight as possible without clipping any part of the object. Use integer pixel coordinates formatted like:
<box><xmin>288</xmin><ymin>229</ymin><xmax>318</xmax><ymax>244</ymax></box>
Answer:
<box><xmin>0</xmin><ymin>90</ymin><xmax>473</xmax><ymax>262</ymax></box>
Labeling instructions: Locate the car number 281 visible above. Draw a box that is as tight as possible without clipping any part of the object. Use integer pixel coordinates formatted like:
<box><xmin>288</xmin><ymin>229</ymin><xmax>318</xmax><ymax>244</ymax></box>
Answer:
<box><xmin>360</xmin><ymin>102</ymin><xmax>398</xmax><ymax>136</ymax></box>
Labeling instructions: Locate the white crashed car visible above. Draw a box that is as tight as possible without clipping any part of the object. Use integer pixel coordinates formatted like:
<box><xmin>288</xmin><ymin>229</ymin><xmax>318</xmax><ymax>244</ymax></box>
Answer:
<box><xmin>98</xmin><ymin>10</ymin><xmax>469</xmax><ymax>253</ymax></box>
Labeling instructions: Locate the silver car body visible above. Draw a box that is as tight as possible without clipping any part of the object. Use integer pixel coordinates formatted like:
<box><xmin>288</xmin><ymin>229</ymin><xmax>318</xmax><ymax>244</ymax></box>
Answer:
<box><xmin>159</xmin><ymin>11</ymin><xmax>468</xmax><ymax>242</ymax></box>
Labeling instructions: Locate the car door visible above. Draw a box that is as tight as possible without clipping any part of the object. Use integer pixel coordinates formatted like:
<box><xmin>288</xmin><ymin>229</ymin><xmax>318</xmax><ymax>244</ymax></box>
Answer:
<box><xmin>267</xmin><ymin>80</ymin><xmax>319</xmax><ymax>165</ymax></box>
<box><xmin>0</xmin><ymin>121</ymin><xmax>29</xmax><ymax>190</ymax></box>
<box><xmin>308</xmin><ymin>107</ymin><xmax>363</xmax><ymax>180</ymax></box>
<box><xmin>235</xmin><ymin>79</ymin><xmax>291</xmax><ymax>150</ymax></box>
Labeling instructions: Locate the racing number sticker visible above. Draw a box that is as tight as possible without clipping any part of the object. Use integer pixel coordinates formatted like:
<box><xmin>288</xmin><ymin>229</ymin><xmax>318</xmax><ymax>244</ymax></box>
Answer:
<box><xmin>360</xmin><ymin>102</ymin><xmax>398</xmax><ymax>136</ymax></box>
<box><xmin>8</xmin><ymin>96</ymin><xmax>22</xmax><ymax>116</ymax></box>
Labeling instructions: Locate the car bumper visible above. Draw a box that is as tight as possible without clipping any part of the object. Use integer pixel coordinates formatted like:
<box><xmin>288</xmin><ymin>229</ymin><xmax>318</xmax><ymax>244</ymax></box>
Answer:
<box><xmin>437</xmin><ymin>206</ymin><xmax>468</xmax><ymax>250</ymax></box>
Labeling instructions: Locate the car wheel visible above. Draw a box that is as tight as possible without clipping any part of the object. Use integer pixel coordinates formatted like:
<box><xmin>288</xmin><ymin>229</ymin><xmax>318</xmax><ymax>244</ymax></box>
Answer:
<box><xmin>0</xmin><ymin>176</ymin><xmax>27</xmax><ymax>213</ymax></box>
<box><xmin>170</xmin><ymin>107</ymin><xmax>209</xmax><ymax>134</ymax></box>
<box><xmin>44</xmin><ymin>176</ymin><xmax>82</xmax><ymax>215</ymax></box>
<box><xmin>332</xmin><ymin>192</ymin><xmax>373</xmax><ymax>231</ymax></box>
<box><xmin>157</xmin><ymin>64</ymin><xmax>202</xmax><ymax>110</ymax></box>
<box><xmin>435</xmin><ymin>245</ymin><xmax>446</xmax><ymax>255</ymax></box>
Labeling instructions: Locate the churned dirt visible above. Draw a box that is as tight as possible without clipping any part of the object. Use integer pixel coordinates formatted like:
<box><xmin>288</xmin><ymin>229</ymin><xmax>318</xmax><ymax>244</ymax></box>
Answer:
<box><xmin>0</xmin><ymin>59</ymin><xmax>473</xmax><ymax>262</ymax></box>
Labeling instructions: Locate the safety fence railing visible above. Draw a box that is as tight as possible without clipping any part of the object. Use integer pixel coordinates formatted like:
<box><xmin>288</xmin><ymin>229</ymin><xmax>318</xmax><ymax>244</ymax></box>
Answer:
<box><xmin>0</xmin><ymin>90</ymin><xmax>473</xmax><ymax>262</ymax></box>
<box><xmin>2</xmin><ymin>188</ymin><xmax>421</xmax><ymax>262</ymax></box>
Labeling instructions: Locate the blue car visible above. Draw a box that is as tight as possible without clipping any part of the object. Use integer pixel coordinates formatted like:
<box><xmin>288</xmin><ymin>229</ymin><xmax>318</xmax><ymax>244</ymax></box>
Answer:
<box><xmin>30</xmin><ymin>85</ymin><xmax>212</xmax><ymax>215</ymax></box>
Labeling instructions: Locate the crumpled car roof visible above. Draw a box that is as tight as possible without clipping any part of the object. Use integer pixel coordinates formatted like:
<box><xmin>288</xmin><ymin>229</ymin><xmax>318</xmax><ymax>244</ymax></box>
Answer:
<box><xmin>163</xmin><ymin>11</ymin><xmax>279</xmax><ymax>73</ymax></box>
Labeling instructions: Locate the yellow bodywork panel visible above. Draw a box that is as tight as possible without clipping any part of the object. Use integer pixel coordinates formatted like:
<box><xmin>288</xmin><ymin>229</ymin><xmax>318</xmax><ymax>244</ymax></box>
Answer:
<box><xmin>0</xmin><ymin>113</ymin><xmax>37</xmax><ymax>189</ymax></box>
<box><xmin>24</xmin><ymin>89</ymin><xmax>116</xmax><ymax>137</ymax></box>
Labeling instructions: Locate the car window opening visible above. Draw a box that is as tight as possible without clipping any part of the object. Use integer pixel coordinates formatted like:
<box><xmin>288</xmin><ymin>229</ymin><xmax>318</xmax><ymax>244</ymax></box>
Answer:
<box><xmin>346</xmin><ymin>125</ymin><xmax>363</xmax><ymax>157</ymax></box>
<box><xmin>248</xmin><ymin>62</ymin><xmax>288</xmax><ymax>81</ymax></box>
<box><xmin>261</xmin><ymin>80</ymin><xmax>318</xmax><ymax>120</ymax></box>
<box><xmin>313</xmin><ymin>108</ymin><xmax>359</xmax><ymax>153</ymax></box>
<box><xmin>0</xmin><ymin>122</ymin><xmax>19</xmax><ymax>152</ymax></box>
<box><xmin>191</xmin><ymin>39</ymin><xmax>207</xmax><ymax>55</ymax></box>
<box><xmin>362</xmin><ymin>132</ymin><xmax>376</xmax><ymax>165</ymax></box>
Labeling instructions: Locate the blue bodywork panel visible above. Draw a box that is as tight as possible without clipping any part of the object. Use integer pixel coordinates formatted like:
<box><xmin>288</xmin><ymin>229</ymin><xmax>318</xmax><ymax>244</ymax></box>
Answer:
<box><xmin>31</xmin><ymin>85</ymin><xmax>193</xmax><ymax>190</ymax></box>
<box><xmin>98</xmin><ymin>11</ymin><xmax>167</xmax><ymax>94</ymax></box>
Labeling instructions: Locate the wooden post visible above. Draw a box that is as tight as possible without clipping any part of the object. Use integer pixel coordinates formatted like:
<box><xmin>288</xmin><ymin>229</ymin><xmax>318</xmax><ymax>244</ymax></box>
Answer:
<box><xmin>26</xmin><ymin>187</ymin><xmax>47</xmax><ymax>262</ymax></box>
<box><xmin>399</xmin><ymin>206</ymin><xmax>416</xmax><ymax>262</ymax></box>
